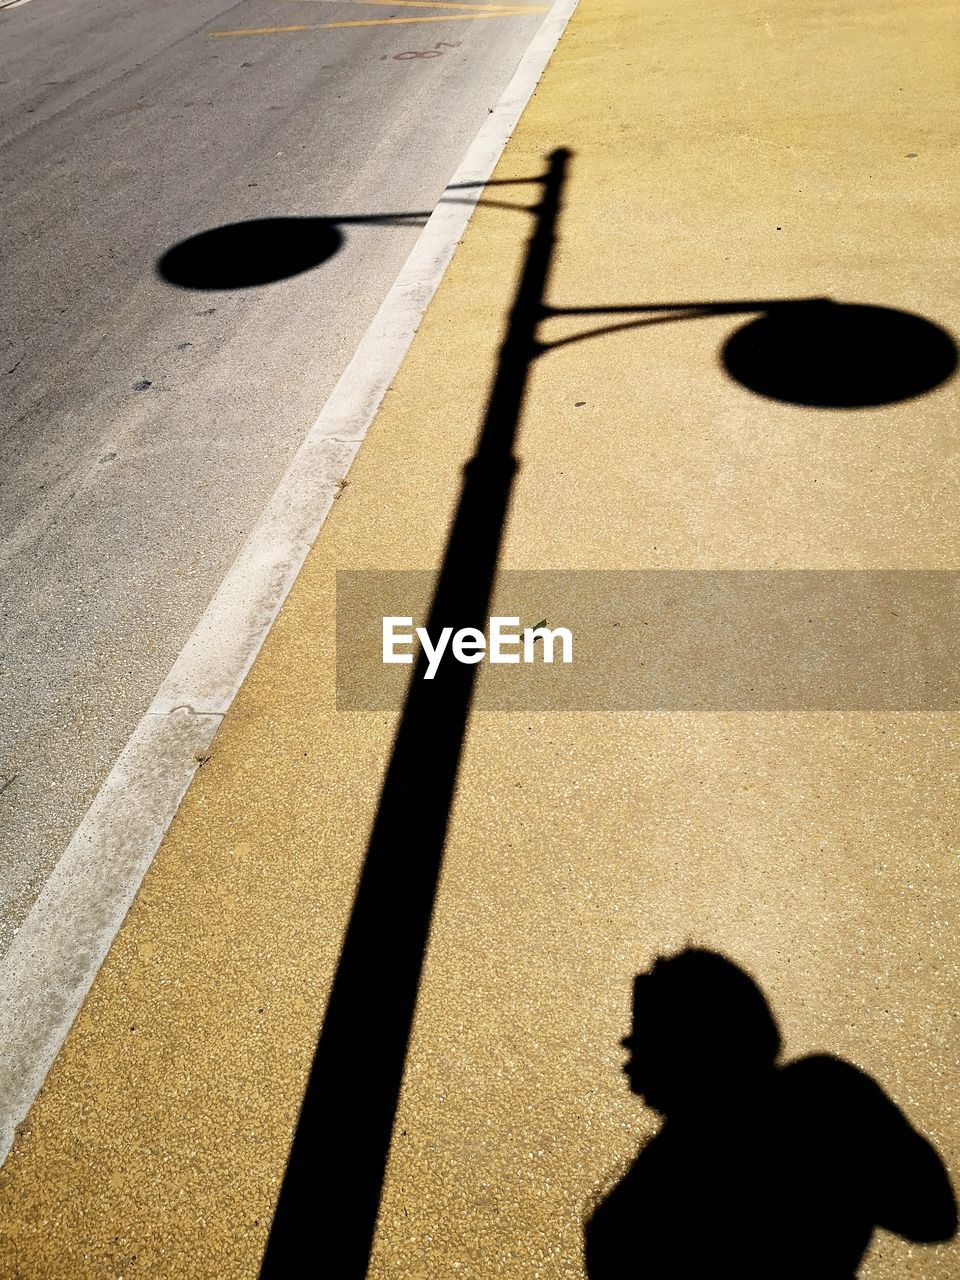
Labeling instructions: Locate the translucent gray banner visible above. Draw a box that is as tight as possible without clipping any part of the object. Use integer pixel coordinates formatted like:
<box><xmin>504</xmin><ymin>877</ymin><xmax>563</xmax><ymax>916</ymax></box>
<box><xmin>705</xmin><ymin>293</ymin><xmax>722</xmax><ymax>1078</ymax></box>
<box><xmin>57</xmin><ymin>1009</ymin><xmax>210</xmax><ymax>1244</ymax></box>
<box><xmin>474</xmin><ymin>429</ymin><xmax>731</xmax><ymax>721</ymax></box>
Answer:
<box><xmin>335</xmin><ymin>571</ymin><xmax>960</xmax><ymax>711</ymax></box>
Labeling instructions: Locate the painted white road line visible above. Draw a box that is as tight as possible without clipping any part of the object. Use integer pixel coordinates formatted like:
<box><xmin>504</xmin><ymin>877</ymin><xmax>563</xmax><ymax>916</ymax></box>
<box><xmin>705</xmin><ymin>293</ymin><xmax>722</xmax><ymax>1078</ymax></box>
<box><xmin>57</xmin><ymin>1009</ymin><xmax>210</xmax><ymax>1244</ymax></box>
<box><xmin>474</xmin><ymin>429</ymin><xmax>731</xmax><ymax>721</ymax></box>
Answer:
<box><xmin>0</xmin><ymin>0</ymin><xmax>580</xmax><ymax>1165</ymax></box>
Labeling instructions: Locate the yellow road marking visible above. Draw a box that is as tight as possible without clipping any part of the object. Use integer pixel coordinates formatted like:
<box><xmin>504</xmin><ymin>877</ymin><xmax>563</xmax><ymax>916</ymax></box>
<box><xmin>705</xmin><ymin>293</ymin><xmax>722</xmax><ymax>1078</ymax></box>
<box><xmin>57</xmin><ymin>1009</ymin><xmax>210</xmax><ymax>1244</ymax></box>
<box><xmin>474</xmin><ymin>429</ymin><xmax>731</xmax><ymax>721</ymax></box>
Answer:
<box><xmin>212</xmin><ymin>10</ymin><xmax>545</xmax><ymax>36</ymax></box>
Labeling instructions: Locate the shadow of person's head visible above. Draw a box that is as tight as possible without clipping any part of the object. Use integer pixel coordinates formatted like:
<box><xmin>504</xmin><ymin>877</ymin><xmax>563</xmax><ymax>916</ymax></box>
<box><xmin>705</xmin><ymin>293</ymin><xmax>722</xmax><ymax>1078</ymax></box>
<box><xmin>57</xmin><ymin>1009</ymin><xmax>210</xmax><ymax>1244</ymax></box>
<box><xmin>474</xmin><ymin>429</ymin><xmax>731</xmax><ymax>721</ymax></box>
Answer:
<box><xmin>622</xmin><ymin>949</ymin><xmax>780</xmax><ymax>1114</ymax></box>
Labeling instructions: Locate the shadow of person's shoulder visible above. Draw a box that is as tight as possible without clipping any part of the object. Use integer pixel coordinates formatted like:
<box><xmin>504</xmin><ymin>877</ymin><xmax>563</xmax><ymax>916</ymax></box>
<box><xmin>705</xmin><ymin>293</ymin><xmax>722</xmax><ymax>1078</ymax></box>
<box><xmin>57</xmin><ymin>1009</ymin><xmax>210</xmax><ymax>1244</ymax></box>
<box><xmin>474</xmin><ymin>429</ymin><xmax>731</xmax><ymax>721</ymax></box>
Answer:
<box><xmin>776</xmin><ymin>1051</ymin><xmax>887</xmax><ymax>1115</ymax></box>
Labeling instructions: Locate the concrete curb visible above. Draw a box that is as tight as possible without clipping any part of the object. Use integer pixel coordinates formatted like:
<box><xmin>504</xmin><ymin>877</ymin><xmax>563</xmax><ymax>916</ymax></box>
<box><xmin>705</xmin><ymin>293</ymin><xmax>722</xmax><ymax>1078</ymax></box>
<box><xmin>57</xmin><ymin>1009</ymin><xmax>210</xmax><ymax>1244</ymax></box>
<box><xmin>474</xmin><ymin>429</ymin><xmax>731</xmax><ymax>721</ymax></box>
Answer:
<box><xmin>0</xmin><ymin>0</ymin><xmax>580</xmax><ymax>1166</ymax></box>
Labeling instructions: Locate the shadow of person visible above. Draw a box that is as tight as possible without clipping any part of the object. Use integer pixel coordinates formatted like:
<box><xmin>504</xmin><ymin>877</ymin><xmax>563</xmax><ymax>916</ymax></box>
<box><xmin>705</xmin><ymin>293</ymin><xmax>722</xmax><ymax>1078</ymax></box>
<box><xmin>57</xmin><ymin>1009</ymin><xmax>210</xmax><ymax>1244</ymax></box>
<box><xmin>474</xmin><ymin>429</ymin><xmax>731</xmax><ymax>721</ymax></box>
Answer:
<box><xmin>584</xmin><ymin>949</ymin><xmax>957</xmax><ymax>1279</ymax></box>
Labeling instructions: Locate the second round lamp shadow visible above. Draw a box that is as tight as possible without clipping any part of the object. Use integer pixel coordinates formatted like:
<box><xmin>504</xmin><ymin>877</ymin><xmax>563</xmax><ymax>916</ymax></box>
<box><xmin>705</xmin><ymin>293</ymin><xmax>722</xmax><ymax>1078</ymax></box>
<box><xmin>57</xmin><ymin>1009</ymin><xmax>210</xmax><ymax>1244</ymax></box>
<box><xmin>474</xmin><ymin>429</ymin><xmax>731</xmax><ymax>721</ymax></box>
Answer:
<box><xmin>157</xmin><ymin>217</ymin><xmax>343</xmax><ymax>290</ymax></box>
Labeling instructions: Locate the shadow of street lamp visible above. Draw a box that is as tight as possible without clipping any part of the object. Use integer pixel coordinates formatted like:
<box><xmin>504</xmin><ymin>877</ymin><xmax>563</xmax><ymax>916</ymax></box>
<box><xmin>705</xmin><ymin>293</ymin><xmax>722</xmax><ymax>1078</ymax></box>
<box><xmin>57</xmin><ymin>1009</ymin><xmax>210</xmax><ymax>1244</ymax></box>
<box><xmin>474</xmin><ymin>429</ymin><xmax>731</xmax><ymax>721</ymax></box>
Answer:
<box><xmin>154</xmin><ymin>153</ymin><xmax>958</xmax><ymax>1280</ymax></box>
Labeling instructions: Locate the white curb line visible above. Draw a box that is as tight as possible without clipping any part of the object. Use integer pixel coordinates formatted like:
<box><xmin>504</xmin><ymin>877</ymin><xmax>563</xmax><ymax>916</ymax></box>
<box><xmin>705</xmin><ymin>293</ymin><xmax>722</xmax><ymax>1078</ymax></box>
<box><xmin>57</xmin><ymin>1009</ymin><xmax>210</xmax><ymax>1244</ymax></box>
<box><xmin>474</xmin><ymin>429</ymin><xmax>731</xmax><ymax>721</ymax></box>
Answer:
<box><xmin>0</xmin><ymin>0</ymin><xmax>580</xmax><ymax>1165</ymax></box>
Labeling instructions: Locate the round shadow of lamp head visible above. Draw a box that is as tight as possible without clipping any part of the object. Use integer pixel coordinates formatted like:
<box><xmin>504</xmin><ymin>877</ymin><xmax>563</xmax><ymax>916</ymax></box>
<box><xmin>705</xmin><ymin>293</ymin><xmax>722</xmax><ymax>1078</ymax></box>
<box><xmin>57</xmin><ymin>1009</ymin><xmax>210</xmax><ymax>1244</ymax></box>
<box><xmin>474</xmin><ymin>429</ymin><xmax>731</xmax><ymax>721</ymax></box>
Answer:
<box><xmin>157</xmin><ymin>217</ymin><xmax>343</xmax><ymax>289</ymax></box>
<box><xmin>721</xmin><ymin>301</ymin><xmax>958</xmax><ymax>408</ymax></box>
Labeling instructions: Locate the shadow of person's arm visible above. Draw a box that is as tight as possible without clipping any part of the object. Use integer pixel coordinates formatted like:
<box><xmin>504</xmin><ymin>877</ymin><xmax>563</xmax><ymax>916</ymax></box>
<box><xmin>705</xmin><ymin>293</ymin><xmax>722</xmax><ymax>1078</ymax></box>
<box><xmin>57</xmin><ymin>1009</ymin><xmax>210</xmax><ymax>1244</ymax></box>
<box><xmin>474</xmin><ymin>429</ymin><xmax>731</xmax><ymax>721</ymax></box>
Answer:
<box><xmin>796</xmin><ymin>1055</ymin><xmax>958</xmax><ymax>1244</ymax></box>
<box><xmin>870</xmin><ymin>1099</ymin><xmax>958</xmax><ymax>1242</ymax></box>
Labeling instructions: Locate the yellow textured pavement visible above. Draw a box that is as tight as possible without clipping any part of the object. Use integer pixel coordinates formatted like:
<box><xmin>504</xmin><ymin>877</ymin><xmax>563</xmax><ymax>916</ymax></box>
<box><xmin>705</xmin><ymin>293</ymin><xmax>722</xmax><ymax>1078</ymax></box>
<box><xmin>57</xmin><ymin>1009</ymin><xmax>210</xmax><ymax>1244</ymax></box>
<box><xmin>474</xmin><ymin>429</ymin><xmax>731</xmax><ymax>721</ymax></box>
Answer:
<box><xmin>2</xmin><ymin>0</ymin><xmax>958</xmax><ymax>1276</ymax></box>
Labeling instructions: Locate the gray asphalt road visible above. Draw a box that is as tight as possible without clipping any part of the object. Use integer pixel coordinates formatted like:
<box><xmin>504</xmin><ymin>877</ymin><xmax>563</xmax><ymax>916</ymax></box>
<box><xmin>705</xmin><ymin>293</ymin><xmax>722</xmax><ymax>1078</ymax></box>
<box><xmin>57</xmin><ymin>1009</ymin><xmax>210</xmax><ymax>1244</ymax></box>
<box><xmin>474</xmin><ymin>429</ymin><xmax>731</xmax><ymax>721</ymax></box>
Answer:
<box><xmin>0</xmin><ymin>0</ymin><xmax>549</xmax><ymax>951</ymax></box>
